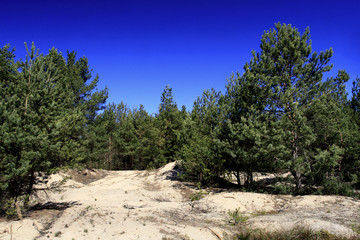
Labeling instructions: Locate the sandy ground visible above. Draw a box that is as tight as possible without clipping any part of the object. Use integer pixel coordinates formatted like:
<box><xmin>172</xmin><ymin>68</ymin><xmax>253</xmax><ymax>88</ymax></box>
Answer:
<box><xmin>0</xmin><ymin>162</ymin><xmax>359</xmax><ymax>240</ymax></box>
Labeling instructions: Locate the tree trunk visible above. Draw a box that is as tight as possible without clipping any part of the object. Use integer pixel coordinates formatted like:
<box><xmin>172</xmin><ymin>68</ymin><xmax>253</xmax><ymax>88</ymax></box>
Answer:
<box><xmin>236</xmin><ymin>169</ymin><xmax>241</xmax><ymax>186</ymax></box>
<box><xmin>107</xmin><ymin>135</ymin><xmax>113</xmax><ymax>170</ymax></box>
<box><xmin>198</xmin><ymin>171</ymin><xmax>203</xmax><ymax>183</ymax></box>
<box><xmin>291</xmin><ymin>131</ymin><xmax>302</xmax><ymax>189</ymax></box>
<box><xmin>247</xmin><ymin>171</ymin><xmax>253</xmax><ymax>185</ymax></box>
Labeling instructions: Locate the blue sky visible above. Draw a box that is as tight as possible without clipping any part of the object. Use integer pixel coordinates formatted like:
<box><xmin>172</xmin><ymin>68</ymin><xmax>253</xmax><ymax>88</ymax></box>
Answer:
<box><xmin>1</xmin><ymin>0</ymin><xmax>359</xmax><ymax>114</ymax></box>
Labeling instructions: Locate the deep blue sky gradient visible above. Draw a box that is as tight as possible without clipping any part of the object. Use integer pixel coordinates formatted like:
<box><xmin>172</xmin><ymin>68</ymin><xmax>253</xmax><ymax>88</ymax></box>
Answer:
<box><xmin>1</xmin><ymin>0</ymin><xmax>359</xmax><ymax>114</ymax></box>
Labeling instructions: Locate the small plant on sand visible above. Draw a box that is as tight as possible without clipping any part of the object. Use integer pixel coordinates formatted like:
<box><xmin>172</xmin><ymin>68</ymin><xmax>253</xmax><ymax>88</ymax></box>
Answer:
<box><xmin>352</xmin><ymin>223</ymin><xmax>360</xmax><ymax>234</ymax></box>
<box><xmin>80</xmin><ymin>205</ymin><xmax>93</xmax><ymax>216</ymax></box>
<box><xmin>227</xmin><ymin>208</ymin><xmax>249</xmax><ymax>225</ymax></box>
<box><xmin>188</xmin><ymin>187</ymin><xmax>208</xmax><ymax>210</ymax></box>
<box><xmin>4</xmin><ymin>199</ymin><xmax>17</xmax><ymax>218</ymax></box>
<box><xmin>189</xmin><ymin>190</ymin><xmax>207</xmax><ymax>202</ymax></box>
<box><xmin>189</xmin><ymin>182</ymin><xmax>208</xmax><ymax>202</ymax></box>
<box><xmin>54</xmin><ymin>231</ymin><xmax>62</xmax><ymax>237</ymax></box>
<box><xmin>3</xmin><ymin>195</ymin><xmax>29</xmax><ymax>219</ymax></box>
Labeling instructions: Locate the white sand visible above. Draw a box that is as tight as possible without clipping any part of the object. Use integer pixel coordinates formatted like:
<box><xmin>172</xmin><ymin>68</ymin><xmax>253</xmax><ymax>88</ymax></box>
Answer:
<box><xmin>0</xmin><ymin>162</ymin><xmax>359</xmax><ymax>239</ymax></box>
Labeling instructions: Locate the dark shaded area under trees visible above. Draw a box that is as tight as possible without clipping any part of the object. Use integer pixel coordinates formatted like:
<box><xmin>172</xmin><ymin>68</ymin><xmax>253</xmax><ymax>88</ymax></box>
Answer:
<box><xmin>1</xmin><ymin>23</ymin><xmax>360</xmax><ymax>216</ymax></box>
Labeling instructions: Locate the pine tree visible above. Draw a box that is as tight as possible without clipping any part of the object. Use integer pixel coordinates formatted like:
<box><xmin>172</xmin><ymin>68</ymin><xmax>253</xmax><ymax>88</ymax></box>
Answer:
<box><xmin>180</xmin><ymin>89</ymin><xmax>224</xmax><ymax>184</ymax></box>
<box><xmin>303</xmin><ymin>70</ymin><xmax>355</xmax><ymax>192</ymax></box>
<box><xmin>351</xmin><ymin>77</ymin><xmax>360</xmax><ymax>115</ymax></box>
<box><xmin>244</xmin><ymin>23</ymin><xmax>333</xmax><ymax>190</ymax></box>
<box><xmin>85</xmin><ymin>103</ymin><xmax>118</xmax><ymax>169</ymax></box>
<box><xmin>156</xmin><ymin>85</ymin><xmax>183</xmax><ymax>163</ymax></box>
<box><xmin>216</xmin><ymin>68</ymin><xmax>285</xmax><ymax>186</ymax></box>
<box><xmin>0</xmin><ymin>43</ymin><xmax>107</xmax><ymax>213</ymax></box>
<box><xmin>132</xmin><ymin>105</ymin><xmax>163</xmax><ymax>169</ymax></box>
<box><xmin>347</xmin><ymin>77</ymin><xmax>360</xmax><ymax>188</ymax></box>
<box><xmin>180</xmin><ymin>117</ymin><xmax>216</xmax><ymax>183</ymax></box>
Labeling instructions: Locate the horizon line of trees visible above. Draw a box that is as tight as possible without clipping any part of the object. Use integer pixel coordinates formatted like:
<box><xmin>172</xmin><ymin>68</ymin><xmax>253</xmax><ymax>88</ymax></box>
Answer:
<box><xmin>1</xmin><ymin>22</ymin><xmax>360</xmax><ymax>216</ymax></box>
<box><xmin>88</xmin><ymin>23</ymin><xmax>360</xmax><ymax>196</ymax></box>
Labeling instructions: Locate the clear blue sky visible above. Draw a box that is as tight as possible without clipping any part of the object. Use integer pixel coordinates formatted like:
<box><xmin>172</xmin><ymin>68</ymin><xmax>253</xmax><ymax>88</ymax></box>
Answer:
<box><xmin>1</xmin><ymin>0</ymin><xmax>359</xmax><ymax>114</ymax></box>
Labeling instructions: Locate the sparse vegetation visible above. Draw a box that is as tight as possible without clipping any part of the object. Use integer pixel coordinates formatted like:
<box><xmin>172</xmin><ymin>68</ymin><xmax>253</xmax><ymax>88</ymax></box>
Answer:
<box><xmin>227</xmin><ymin>208</ymin><xmax>249</xmax><ymax>225</ymax></box>
<box><xmin>232</xmin><ymin>227</ymin><xmax>360</xmax><ymax>240</ymax></box>
<box><xmin>79</xmin><ymin>205</ymin><xmax>93</xmax><ymax>217</ymax></box>
<box><xmin>352</xmin><ymin>224</ymin><xmax>360</xmax><ymax>235</ymax></box>
<box><xmin>189</xmin><ymin>189</ymin><xmax>207</xmax><ymax>202</ymax></box>
<box><xmin>187</xmin><ymin>184</ymin><xmax>211</xmax><ymax>212</ymax></box>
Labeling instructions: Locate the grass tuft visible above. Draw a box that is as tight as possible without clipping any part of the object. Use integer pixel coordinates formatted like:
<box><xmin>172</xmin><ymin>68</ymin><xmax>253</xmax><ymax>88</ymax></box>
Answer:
<box><xmin>233</xmin><ymin>226</ymin><xmax>360</xmax><ymax>240</ymax></box>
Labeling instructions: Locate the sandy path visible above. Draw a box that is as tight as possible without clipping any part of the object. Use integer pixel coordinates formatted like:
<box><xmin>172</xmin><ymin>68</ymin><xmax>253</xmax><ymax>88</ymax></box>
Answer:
<box><xmin>0</xmin><ymin>162</ymin><xmax>359</xmax><ymax>239</ymax></box>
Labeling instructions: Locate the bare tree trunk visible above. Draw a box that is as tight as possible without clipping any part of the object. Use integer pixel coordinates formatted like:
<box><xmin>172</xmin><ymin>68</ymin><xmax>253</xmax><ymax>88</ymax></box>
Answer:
<box><xmin>235</xmin><ymin>169</ymin><xmax>241</xmax><ymax>186</ymax></box>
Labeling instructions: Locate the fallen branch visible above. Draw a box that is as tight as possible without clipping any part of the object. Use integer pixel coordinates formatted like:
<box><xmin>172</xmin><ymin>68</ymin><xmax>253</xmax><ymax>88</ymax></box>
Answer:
<box><xmin>123</xmin><ymin>204</ymin><xmax>146</xmax><ymax>210</ymax></box>
<box><xmin>206</xmin><ymin>226</ymin><xmax>223</xmax><ymax>240</ymax></box>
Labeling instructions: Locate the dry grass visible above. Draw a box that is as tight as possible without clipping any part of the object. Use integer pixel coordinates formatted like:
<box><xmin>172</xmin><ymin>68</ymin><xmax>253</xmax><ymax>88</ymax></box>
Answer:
<box><xmin>232</xmin><ymin>226</ymin><xmax>360</xmax><ymax>240</ymax></box>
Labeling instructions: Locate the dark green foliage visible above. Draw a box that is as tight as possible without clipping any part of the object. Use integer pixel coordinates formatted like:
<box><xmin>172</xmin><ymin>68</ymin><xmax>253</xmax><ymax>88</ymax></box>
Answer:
<box><xmin>179</xmin><ymin>23</ymin><xmax>359</xmax><ymax>194</ymax></box>
<box><xmin>156</xmin><ymin>85</ymin><xmax>183</xmax><ymax>163</ymax></box>
<box><xmin>86</xmin><ymin>102</ymin><xmax>165</xmax><ymax>170</ymax></box>
<box><xmin>85</xmin><ymin>102</ymin><xmax>120</xmax><ymax>170</ymax></box>
<box><xmin>249</xmin><ymin>23</ymin><xmax>334</xmax><ymax>190</ymax></box>
<box><xmin>84</xmin><ymin>85</ymin><xmax>186</xmax><ymax>171</ymax></box>
<box><xmin>316</xmin><ymin>177</ymin><xmax>354</xmax><ymax>196</ymax></box>
<box><xmin>0</xmin><ymin>43</ymin><xmax>107</xmax><ymax>214</ymax></box>
<box><xmin>180</xmin><ymin>117</ymin><xmax>219</xmax><ymax>183</ymax></box>
<box><xmin>180</xmin><ymin>89</ymin><xmax>224</xmax><ymax>184</ymax></box>
<box><xmin>119</xmin><ymin>104</ymin><xmax>164</xmax><ymax>169</ymax></box>
<box><xmin>217</xmin><ymin>70</ymin><xmax>286</xmax><ymax>186</ymax></box>
<box><xmin>1</xmin><ymin>21</ymin><xmax>359</xmax><ymax>217</ymax></box>
<box><xmin>347</xmin><ymin>77</ymin><xmax>360</xmax><ymax>188</ymax></box>
<box><xmin>214</xmin><ymin>23</ymin><xmax>359</xmax><ymax>194</ymax></box>
<box><xmin>351</xmin><ymin>77</ymin><xmax>360</xmax><ymax>114</ymax></box>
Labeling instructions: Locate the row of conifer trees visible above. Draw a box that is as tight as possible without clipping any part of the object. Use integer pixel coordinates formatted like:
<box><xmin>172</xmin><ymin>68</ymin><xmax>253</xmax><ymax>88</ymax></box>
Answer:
<box><xmin>1</xmin><ymin>23</ymin><xmax>360</xmax><ymax>215</ymax></box>
<box><xmin>89</xmin><ymin>23</ymin><xmax>360</xmax><ymax>195</ymax></box>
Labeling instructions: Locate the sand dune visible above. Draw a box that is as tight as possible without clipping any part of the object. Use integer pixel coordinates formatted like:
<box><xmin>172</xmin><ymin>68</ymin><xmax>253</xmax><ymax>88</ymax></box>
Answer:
<box><xmin>1</xmin><ymin>162</ymin><xmax>359</xmax><ymax>239</ymax></box>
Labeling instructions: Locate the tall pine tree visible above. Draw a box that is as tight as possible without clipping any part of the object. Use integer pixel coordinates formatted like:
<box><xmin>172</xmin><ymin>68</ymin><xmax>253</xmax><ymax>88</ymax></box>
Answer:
<box><xmin>0</xmin><ymin>43</ymin><xmax>107</xmax><ymax>213</ymax></box>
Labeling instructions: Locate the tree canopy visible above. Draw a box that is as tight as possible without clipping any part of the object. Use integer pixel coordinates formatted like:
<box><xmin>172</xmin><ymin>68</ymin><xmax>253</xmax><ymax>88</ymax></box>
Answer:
<box><xmin>0</xmin><ymin>43</ymin><xmax>107</xmax><ymax>214</ymax></box>
<box><xmin>1</xmin><ymin>23</ymin><xmax>360</xmax><ymax>217</ymax></box>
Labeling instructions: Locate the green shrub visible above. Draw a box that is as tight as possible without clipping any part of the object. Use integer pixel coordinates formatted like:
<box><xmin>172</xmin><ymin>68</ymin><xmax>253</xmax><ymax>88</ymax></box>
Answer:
<box><xmin>3</xmin><ymin>198</ymin><xmax>17</xmax><ymax>218</ymax></box>
<box><xmin>227</xmin><ymin>208</ymin><xmax>248</xmax><ymax>225</ymax></box>
<box><xmin>189</xmin><ymin>183</ymin><xmax>208</xmax><ymax>201</ymax></box>
<box><xmin>273</xmin><ymin>183</ymin><xmax>293</xmax><ymax>194</ymax></box>
<box><xmin>317</xmin><ymin>177</ymin><xmax>354</xmax><ymax>196</ymax></box>
<box><xmin>1</xmin><ymin>195</ymin><xmax>29</xmax><ymax>219</ymax></box>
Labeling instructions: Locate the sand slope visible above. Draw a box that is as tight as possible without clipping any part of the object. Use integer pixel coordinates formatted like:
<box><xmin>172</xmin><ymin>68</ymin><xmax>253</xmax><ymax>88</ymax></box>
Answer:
<box><xmin>1</xmin><ymin>162</ymin><xmax>359</xmax><ymax>239</ymax></box>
